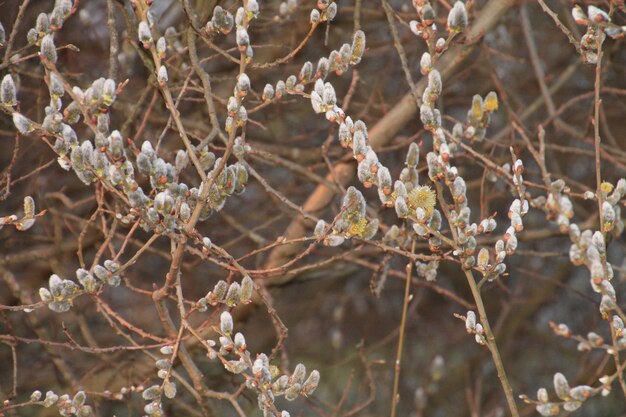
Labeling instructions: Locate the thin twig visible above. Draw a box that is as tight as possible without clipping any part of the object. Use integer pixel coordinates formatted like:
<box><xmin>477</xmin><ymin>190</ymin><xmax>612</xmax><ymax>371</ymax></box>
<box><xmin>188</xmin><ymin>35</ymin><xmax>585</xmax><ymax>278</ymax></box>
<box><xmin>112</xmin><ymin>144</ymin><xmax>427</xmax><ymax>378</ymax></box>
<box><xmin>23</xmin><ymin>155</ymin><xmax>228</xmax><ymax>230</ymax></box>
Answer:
<box><xmin>107</xmin><ymin>0</ymin><xmax>120</xmax><ymax>79</ymax></box>
<box><xmin>536</xmin><ymin>0</ymin><xmax>582</xmax><ymax>55</ymax></box>
<box><xmin>381</xmin><ymin>0</ymin><xmax>421</xmax><ymax>109</ymax></box>
<box><xmin>2</xmin><ymin>0</ymin><xmax>32</xmax><ymax>65</ymax></box>
<box><xmin>520</xmin><ymin>3</ymin><xmax>556</xmax><ymax>116</ymax></box>
<box><xmin>389</xmin><ymin>240</ymin><xmax>415</xmax><ymax>417</ymax></box>
<box><xmin>593</xmin><ymin>34</ymin><xmax>604</xmax><ymax>228</ymax></box>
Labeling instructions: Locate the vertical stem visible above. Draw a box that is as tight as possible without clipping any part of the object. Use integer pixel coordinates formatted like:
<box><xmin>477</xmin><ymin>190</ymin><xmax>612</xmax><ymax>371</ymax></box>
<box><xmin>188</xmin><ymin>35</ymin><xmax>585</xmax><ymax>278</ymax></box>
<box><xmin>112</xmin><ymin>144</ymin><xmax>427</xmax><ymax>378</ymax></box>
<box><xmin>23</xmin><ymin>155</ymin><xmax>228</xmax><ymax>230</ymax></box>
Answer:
<box><xmin>464</xmin><ymin>269</ymin><xmax>520</xmax><ymax>417</ymax></box>
<box><xmin>107</xmin><ymin>0</ymin><xmax>119</xmax><ymax>80</ymax></box>
<box><xmin>390</xmin><ymin>240</ymin><xmax>415</xmax><ymax>417</ymax></box>
<box><xmin>608</xmin><ymin>319</ymin><xmax>626</xmax><ymax>396</ymax></box>
<box><xmin>434</xmin><ymin>183</ymin><xmax>519</xmax><ymax>417</ymax></box>
<box><xmin>593</xmin><ymin>34</ymin><xmax>604</xmax><ymax>226</ymax></box>
<box><xmin>354</xmin><ymin>0</ymin><xmax>362</xmax><ymax>31</ymax></box>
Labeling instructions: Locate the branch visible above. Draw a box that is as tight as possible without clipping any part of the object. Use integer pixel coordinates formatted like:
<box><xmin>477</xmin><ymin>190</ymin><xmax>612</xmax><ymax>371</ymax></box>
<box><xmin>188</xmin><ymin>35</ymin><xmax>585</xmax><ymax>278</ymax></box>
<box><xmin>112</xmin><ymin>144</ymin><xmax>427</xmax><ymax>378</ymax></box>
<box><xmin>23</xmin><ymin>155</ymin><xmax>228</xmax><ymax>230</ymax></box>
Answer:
<box><xmin>263</xmin><ymin>0</ymin><xmax>516</xmax><ymax>273</ymax></box>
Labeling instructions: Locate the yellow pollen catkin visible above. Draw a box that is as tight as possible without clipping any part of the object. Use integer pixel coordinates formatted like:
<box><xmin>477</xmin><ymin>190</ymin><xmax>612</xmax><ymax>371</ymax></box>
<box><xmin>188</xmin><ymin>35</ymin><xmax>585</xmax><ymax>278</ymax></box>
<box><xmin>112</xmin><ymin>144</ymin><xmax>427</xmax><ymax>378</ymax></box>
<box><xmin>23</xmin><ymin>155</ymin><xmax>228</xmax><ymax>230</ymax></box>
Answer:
<box><xmin>407</xmin><ymin>185</ymin><xmax>437</xmax><ymax>217</ymax></box>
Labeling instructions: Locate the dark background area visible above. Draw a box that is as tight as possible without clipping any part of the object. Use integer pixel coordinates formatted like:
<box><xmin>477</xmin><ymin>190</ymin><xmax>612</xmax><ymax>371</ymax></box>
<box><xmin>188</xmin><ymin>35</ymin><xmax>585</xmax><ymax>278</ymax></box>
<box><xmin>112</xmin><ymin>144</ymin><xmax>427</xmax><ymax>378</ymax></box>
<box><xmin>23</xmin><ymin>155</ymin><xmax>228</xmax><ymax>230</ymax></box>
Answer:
<box><xmin>1</xmin><ymin>0</ymin><xmax>626</xmax><ymax>416</ymax></box>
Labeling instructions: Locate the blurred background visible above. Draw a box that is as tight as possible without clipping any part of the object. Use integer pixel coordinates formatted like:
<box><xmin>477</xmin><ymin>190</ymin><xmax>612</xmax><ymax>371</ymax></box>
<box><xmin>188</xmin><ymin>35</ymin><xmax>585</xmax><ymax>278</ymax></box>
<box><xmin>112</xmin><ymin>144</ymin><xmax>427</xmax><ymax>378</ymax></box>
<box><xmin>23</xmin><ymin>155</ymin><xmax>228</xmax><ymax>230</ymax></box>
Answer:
<box><xmin>1</xmin><ymin>0</ymin><xmax>626</xmax><ymax>416</ymax></box>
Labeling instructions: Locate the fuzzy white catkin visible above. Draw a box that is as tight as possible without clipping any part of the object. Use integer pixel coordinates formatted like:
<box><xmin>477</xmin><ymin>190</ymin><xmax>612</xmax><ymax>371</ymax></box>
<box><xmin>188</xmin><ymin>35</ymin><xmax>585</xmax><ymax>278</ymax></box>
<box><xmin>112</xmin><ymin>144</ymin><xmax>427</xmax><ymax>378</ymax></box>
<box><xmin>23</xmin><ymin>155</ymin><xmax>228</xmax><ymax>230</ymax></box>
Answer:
<box><xmin>236</xmin><ymin>27</ymin><xmax>249</xmax><ymax>48</ymax></box>
<box><xmin>157</xmin><ymin>65</ymin><xmax>168</xmax><ymax>83</ymax></box>
<box><xmin>13</xmin><ymin>113</ymin><xmax>31</xmax><ymax>134</ymax></box>
<box><xmin>447</xmin><ymin>1</ymin><xmax>468</xmax><ymax>32</ymax></box>
<box><xmin>40</xmin><ymin>34</ymin><xmax>57</xmax><ymax>63</ymax></box>
<box><xmin>138</xmin><ymin>21</ymin><xmax>152</xmax><ymax>43</ymax></box>
<box><xmin>1</xmin><ymin>75</ymin><xmax>16</xmax><ymax>106</ymax></box>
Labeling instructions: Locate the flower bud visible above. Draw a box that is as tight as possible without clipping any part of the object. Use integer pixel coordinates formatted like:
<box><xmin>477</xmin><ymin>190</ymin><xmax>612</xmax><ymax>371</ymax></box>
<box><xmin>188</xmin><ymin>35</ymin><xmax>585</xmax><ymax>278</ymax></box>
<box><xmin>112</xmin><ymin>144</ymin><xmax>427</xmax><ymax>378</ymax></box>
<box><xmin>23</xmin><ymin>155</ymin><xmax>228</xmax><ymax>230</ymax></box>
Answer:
<box><xmin>483</xmin><ymin>91</ymin><xmax>498</xmax><ymax>111</ymax></box>
<box><xmin>238</xmin><ymin>275</ymin><xmax>254</xmax><ymax>303</ymax></box>
<box><xmin>40</xmin><ymin>35</ymin><xmax>57</xmax><ymax>63</ymax></box>
<box><xmin>156</xmin><ymin>37</ymin><xmax>167</xmax><ymax>58</ymax></box>
<box><xmin>601</xmin><ymin>201</ymin><xmax>615</xmax><ymax>232</ymax></box>
<box><xmin>233</xmin><ymin>332</ymin><xmax>246</xmax><ymax>350</ymax></box>
<box><xmin>262</xmin><ymin>83</ymin><xmax>274</xmax><ymax>101</ymax></box>
<box><xmin>291</xmin><ymin>363</ymin><xmax>306</xmax><ymax>385</ymax></box>
<box><xmin>327</xmin><ymin>235</ymin><xmax>345</xmax><ymax>247</ymax></box>
<box><xmin>236</xmin><ymin>27</ymin><xmax>250</xmax><ymax>49</ymax></box>
<box><xmin>22</xmin><ymin>196</ymin><xmax>35</xmax><ymax>218</ymax></box>
<box><xmin>43</xmin><ymin>391</ymin><xmax>59</xmax><ymax>407</ymax></box>
<box><xmin>302</xmin><ymin>370</ymin><xmax>320</xmax><ymax>395</ymax></box>
<box><xmin>427</xmin><ymin>70</ymin><xmax>442</xmax><ymax>96</ymax></box>
<box><xmin>236</xmin><ymin>73</ymin><xmax>250</xmax><ymax>96</ymax></box>
<box><xmin>477</xmin><ymin>248</ymin><xmax>489</xmax><ymax>270</ymax></box>
<box><xmin>325</xmin><ymin>2</ymin><xmax>337</xmax><ymax>21</ymax></box>
<box><xmin>553</xmin><ymin>373</ymin><xmax>570</xmax><ymax>400</ymax></box>
<box><xmin>142</xmin><ymin>385</ymin><xmax>161</xmax><ymax>401</ymax></box>
<box><xmin>350</xmin><ymin>30</ymin><xmax>366</xmax><ymax>64</ymax></box>
<box><xmin>587</xmin><ymin>5</ymin><xmax>609</xmax><ymax>23</ymax></box>
<box><xmin>246</xmin><ymin>0</ymin><xmax>259</xmax><ymax>16</ymax></box>
<box><xmin>420</xmin><ymin>52</ymin><xmax>432</xmax><ymax>75</ymax></box>
<box><xmin>1</xmin><ymin>74</ymin><xmax>16</xmax><ymax>106</ymax></box>
<box><xmin>310</xmin><ymin>9</ymin><xmax>321</xmax><ymax>24</ymax></box>
<box><xmin>465</xmin><ymin>311</ymin><xmax>476</xmax><ymax>332</ymax></box>
<box><xmin>163</xmin><ymin>381</ymin><xmax>176</xmax><ymax>399</ymax></box>
<box><xmin>49</xmin><ymin>72</ymin><xmax>65</xmax><ymax>98</ymax></box>
<box><xmin>157</xmin><ymin>65</ymin><xmax>168</xmax><ymax>85</ymax></box>
<box><xmin>284</xmin><ymin>383</ymin><xmax>301</xmax><ymax>401</ymax></box>
<box><xmin>225</xmin><ymin>282</ymin><xmax>241</xmax><ymax>306</ymax></box>
<box><xmin>220</xmin><ymin>311</ymin><xmax>233</xmax><ymax>334</ymax></box>
<box><xmin>13</xmin><ymin>113</ymin><xmax>32</xmax><ymax>134</ymax></box>
<box><xmin>299</xmin><ymin>61</ymin><xmax>313</xmax><ymax>82</ymax></box>
<box><xmin>569</xmin><ymin>385</ymin><xmax>593</xmax><ymax>401</ymax></box>
<box><xmin>138</xmin><ymin>21</ymin><xmax>152</xmax><ymax>46</ymax></box>
<box><xmin>39</xmin><ymin>287</ymin><xmax>52</xmax><ymax>303</ymax></box>
<box><xmin>571</xmin><ymin>5</ymin><xmax>587</xmax><ymax>25</ymax></box>
<box><xmin>447</xmin><ymin>1</ymin><xmax>468</xmax><ymax>33</ymax></box>
<box><xmin>422</xmin><ymin>5</ymin><xmax>436</xmax><ymax>25</ymax></box>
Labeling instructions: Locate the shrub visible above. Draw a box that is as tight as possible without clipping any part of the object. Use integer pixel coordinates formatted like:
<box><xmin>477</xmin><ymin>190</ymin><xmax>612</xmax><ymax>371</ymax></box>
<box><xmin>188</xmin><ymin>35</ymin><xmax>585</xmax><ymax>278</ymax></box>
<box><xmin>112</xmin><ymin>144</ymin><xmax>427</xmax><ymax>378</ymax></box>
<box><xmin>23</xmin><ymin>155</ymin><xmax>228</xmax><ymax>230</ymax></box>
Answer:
<box><xmin>1</xmin><ymin>1</ymin><xmax>625</xmax><ymax>416</ymax></box>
